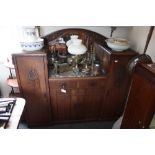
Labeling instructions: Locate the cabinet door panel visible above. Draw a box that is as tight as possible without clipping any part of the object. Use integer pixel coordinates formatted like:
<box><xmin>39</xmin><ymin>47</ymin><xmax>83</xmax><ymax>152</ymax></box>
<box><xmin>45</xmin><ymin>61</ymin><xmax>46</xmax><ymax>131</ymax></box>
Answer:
<box><xmin>50</xmin><ymin>89</ymin><xmax>71</xmax><ymax>122</ymax></box>
<box><xmin>14</xmin><ymin>55</ymin><xmax>51</xmax><ymax>126</ymax></box>
<box><xmin>103</xmin><ymin>89</ymin><xmax>125</xmax><ymax>119</ymax></box>
<box><xmin>85</xmin><ymin>89</ymin><xmax>104</xmax><ymax>118</ymax></box>
<box><xmin>71</xmin><ymin>88</ymin><xmax>105</xmax><ymax>120</ymax></box>
<box><xmin>56</xmin><ymin>93</ymin><xmax>71</xmax><ymax>121</ymax></box>
<box><xmin>103</xmin><ymin>56</ymin><xmax>134</xmax><ymax>120</ymax></box>
<box><xmin>49</xmin><ymin>79</ymin><xmax>73</xmax><ymax>122</ymax></box>
<box><xmin>71</xmin><ymin>92</ymin><xmax>86</xmax><ymax>120</ymax></box>
<box><xmin>121</xmin><ymin>73</ymin><xmax>155</xmax><ymax>129</ymax></box>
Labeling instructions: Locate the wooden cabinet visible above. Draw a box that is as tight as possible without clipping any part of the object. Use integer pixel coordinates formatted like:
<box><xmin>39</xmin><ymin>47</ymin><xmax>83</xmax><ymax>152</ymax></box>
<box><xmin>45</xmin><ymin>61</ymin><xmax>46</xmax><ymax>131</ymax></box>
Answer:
<box><xmin>121</xmin><ymin>64</ymin><xmax>155</xmax><ymax>129</ymax></box>
<box><xmin>95</xmin><ymin>44</ymin><xmax>137</xmax><ymax>120</ymax></box>
<box><xmin>12</xmin><ymin>29</ymin><xmax>138</xmax><ymax>127</ymax></box>
<box><xmin>12</xmin><ymin>52</ymin><xmax>51</xmax><ymax>127</ymax></box>
<box><xmin>12</xmin><ymin>49</ymin><xmax>137</xmax><ymax>126</ymax></box>
<box><xmin>49</xmin><ymin>77</ymin><xmax>106</xmax><ymax>123</ymax></box>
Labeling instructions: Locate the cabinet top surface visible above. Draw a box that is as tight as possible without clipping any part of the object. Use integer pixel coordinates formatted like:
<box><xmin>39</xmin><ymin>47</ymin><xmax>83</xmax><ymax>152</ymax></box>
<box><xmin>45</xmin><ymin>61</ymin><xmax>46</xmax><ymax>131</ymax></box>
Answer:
<box><xmin>12</xmin><ymin>50</ymin><xmax>46</xmax><ymax>56</ymax></box>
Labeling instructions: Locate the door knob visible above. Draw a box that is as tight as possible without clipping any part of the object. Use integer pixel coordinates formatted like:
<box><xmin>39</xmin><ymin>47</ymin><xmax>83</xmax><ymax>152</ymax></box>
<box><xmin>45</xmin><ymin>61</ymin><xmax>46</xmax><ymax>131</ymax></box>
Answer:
<box><xmin>114</xmin><ymin>60</ymin><xmax>119</xmax><ymax>63</ymax></box>
<box><xmin>60</xmin><ymin>83</ymin><xmax>67</xmax><ymax>93</ymax></box>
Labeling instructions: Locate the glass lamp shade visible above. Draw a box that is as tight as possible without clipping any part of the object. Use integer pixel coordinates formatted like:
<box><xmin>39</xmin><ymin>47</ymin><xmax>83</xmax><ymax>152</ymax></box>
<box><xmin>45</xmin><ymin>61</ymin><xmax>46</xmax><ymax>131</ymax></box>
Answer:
<box><xmin>68</xmin><ymin>39</ymin><xmax>87</xmax><ymax>55</ymax></box>
<box><xmin>66</xmin><ymin>35</ymin><xmax>79</xmax><ymax>47</ymax></box>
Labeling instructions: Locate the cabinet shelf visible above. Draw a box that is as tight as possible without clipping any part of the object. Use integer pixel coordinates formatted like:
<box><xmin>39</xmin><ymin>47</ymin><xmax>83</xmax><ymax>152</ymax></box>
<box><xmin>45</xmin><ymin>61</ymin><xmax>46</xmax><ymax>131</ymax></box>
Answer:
<box><xmin>48</xmin><ymin>69</ymin><xmax>107</xmax><ymax>78</ymax></box>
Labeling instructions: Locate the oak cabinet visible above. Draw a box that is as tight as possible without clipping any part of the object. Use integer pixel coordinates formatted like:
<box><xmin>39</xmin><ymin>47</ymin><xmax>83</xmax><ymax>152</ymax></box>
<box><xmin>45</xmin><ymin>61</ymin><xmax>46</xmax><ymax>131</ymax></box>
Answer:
<box><xmin>12</xmin><ymin>52</ymin><xmax>51</xmax><ymax>126</ymax></box>
<box><xmin>12</xmin><ymin>29</ymin><xmax>138</xmax><ymax>127</ymax></box>
<box><xmin>121</xmin><ymin>64</ymin><xmax>155</xmax><ymax>129</ymax></box>
<box><xmin>12</xmin><ymin>49</ymin><xmax>136</xmax><ymax>126</ymax></box>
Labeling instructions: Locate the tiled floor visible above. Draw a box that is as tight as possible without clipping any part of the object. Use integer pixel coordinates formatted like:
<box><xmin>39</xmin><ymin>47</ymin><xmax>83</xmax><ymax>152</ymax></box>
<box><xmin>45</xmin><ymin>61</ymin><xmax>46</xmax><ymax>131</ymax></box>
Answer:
<box><xmin>19</xmin><ymin>121</ymin><xmax>114</xmax><ymax>129</ymax></box>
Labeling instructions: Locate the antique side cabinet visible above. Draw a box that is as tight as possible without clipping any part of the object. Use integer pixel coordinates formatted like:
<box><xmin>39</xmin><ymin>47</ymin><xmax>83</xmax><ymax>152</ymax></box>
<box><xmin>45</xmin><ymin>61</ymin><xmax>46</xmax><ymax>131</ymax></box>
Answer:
<box><xmin>12</xmin><ymin>29</ymin><xmax>137</xmax><ymax>127</ymax></box>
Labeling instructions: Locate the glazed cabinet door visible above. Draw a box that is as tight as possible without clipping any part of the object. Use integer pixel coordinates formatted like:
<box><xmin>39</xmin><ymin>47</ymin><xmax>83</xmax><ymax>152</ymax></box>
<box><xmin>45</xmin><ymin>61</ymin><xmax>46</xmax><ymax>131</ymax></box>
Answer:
<box><xmin>13</xmin><ymin>53</ymin><xmax>51</xmax><ymax>126</ymax></box>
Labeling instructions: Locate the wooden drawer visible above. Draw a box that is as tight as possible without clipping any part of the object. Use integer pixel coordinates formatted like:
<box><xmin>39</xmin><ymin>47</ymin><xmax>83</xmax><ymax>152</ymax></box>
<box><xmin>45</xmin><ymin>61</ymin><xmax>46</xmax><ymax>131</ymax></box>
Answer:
<box><xmin>49</xmin><ymin>77</ymin><xmax>106</xmax><ymax>90</ymax></box>
<box><xmin>78</xmin><ymin>77</ymin><xmax>106</xmax><ymax>89</ymax></box>
<box><xmin>49</xmin><ymin>78</ymin><xmax>77</xmax><ymax>90</ymax></box>
<box><xmin>71</xmin><ymin>89</ymin><xmax>85</xmax><ymax>95</ymax></box>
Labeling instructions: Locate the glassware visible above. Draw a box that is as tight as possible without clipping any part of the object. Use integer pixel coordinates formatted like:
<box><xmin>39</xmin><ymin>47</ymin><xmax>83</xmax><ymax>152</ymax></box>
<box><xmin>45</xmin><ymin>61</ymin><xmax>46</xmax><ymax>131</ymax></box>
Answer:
<box><xmin>68</xmin><ymin>39</ymin><xmax>87</xmax><ymax>76</ymax></box>
<box><xmin>67</xmin><ymin>56</ymin><xmax>73</xmax><ymax>65</ymax></box>
<box><xmin>93</xmin><ymin>63</ymin><xmax>100</xmax><ymax>76</ymax></box>
<box><xmin>73</xmin><ymin>55</ymin><xmax>80</xmax><ymax>76</ymax></box>
<box><xmin>54</xmin><ymin>60</ymin><xmax>59</xmax><ymax>76</ymax></box>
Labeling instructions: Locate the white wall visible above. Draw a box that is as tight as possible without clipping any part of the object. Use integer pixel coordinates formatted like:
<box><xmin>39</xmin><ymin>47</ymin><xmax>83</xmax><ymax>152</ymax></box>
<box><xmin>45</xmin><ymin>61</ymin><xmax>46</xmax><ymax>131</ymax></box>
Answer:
<box><xmin>147</xmin><ymin>30</ymin><xmax>155</xmax><ymax>62</ymax></box>
<box><xmin>0</xmin><ymin>26</ymin><xmax>22</xmax><ymax>97</ymax></box>
<box><xmin>129</xmin><ymin>26</ymin><xmax>155</xmax><ymax>62</ymax></box>
<box><xmin>0</xmin><ymin>64</ymin><xmax>11</xmax><ymax>97</ymax></box>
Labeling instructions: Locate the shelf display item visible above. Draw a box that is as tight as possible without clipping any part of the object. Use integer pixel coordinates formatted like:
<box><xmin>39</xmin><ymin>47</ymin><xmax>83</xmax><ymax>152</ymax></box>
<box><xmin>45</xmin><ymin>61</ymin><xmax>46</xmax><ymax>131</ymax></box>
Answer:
<box><xmin>105</xmin><ymin>38</ymin><xmax>130</xmax><ymax>51</ymax></box>
<box><xmin>68</xmin><ymin>39</ymin><xmax>87</xmax><ymax>76</ymax></box>
<box><xmin>20</xmin><ymin>26</ymin><xmax>44</xmax><ymax>51</ymax></box>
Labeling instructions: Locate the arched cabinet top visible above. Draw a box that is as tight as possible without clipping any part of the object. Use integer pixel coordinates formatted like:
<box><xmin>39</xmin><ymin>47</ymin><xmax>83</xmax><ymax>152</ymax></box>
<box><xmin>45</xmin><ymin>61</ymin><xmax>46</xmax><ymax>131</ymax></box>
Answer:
<box><xmin>43</xmin><ymin>28</ymin><xmax>107</xmax><ymax>48</ymax></box>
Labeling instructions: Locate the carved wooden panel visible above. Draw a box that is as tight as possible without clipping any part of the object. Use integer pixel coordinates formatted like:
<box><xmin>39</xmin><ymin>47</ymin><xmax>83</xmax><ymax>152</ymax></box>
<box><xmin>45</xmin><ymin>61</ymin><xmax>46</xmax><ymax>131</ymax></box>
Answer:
<box><xmin>13</xmin><ymin>53</ymin><xmax>51</xmax><ymax>126</ymax></box>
